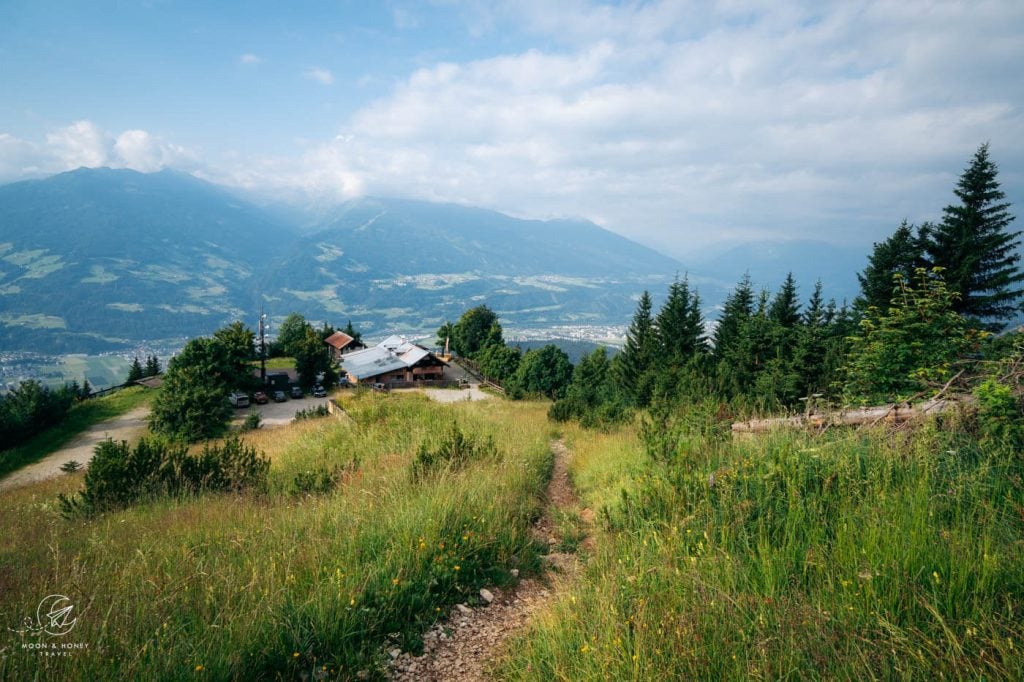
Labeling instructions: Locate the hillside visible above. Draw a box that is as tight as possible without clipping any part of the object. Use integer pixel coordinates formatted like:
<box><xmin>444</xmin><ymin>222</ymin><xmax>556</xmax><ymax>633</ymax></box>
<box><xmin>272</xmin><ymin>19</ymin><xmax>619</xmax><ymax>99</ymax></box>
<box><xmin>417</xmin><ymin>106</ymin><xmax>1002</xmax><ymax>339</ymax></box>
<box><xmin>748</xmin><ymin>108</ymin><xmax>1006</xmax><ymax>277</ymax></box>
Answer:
<box><xmin>2</xmin><ymin>391</ymin><xmax>1021</xmax><ymax>679</ymax></box>
<box><xmin>0</xmin><ymin>168</ymin><xmax>293</xmax><ymax>352</ymax></box>
<box><xmin>0</xmin><ymin>169</ymin><xmax>686</xmax><ymax>354</ymax></box>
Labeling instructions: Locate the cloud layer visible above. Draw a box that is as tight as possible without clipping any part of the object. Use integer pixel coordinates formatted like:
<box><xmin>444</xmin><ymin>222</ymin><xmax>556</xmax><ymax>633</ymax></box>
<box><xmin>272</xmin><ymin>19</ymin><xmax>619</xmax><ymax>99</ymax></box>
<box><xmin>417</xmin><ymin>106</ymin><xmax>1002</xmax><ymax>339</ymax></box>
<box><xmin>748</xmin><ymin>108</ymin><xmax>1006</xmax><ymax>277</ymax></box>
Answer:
<box><xmin>3</xmin><ymin>1</ymin><xmax>1022</xmax><ymax>254</ymax></box>
<box><xmin>249</xmin><ymin>0</ymin><xmax>1023</xmax><ymax>252</ymax></box>
<box><xmin>1</xmin><ymin>121</ymin><xmax>198</xmax><ymax>181</ymax></box>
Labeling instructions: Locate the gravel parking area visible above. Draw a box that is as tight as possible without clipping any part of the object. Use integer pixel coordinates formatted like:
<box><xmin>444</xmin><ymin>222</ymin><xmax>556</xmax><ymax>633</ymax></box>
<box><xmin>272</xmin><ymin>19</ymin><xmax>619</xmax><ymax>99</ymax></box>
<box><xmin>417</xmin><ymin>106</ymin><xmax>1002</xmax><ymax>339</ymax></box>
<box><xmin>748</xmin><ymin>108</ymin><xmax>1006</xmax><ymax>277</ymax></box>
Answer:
<box><xmin>231</xmin><ymin>396</ymin><xmax>329</xmax><ymax>428</ymax></box>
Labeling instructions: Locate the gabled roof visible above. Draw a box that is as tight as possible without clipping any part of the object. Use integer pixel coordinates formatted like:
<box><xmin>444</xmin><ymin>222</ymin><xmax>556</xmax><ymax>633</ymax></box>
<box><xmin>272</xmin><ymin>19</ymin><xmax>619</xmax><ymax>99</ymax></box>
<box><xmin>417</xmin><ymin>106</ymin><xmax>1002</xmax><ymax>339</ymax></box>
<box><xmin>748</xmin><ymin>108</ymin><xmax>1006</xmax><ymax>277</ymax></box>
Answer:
<box><xmin>340</xmin><ymin>337</ymin><xmax>447</xmax><ymax>380</ymax></box>
<box><xmin>324</xmin><ymin>331</ymin><xmax>357</xmax><ymax>350</ymax></box>
<box><xmin>340</xmin><ymin>345</ymin><xmax>408</xmax><ymax>379</ymax></box>
<box><xmin>379</xmin><ymin>334</ymin><xmax>407</xmax><ymax>350</ymax></box>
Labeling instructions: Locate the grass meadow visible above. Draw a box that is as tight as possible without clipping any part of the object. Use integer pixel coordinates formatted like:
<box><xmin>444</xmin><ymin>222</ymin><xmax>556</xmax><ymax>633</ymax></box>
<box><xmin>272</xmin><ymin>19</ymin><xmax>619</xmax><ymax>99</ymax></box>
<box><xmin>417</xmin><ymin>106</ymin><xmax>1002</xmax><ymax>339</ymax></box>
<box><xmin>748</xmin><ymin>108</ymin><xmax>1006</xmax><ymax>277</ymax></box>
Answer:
<box><xmin>498</xmin><ymin>409</ymin><xmax>1024</xmax><ymax>680</ymax></box>
<box><xmin>0</xmin><ymin>392</ymin><xmax>554</xmax><ymax>680</ymax></box>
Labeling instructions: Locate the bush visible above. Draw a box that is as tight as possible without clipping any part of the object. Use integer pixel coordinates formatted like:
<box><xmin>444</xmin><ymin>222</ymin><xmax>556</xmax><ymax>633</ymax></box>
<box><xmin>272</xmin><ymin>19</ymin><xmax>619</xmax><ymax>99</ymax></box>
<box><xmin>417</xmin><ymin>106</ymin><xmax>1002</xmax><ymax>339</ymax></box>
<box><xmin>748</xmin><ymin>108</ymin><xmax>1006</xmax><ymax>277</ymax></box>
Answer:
<box><xmin>293</xmin><ymin>404</ymin><xmax>330</xmax><ymax>421</ymax></box>
<box><xmin>241</xmin><ymin>410</ymin><xmax>262</xmax><ymax>431</ymax></box>
<box><xmin>290</xmin><ymin>461</ymin><xmax>357</xmax><ymax>497</ymax></box>
<box><xmin>59</xmin><ymin>435</ymin><xmax>269</xmax><ymax>516</ymax></box>
<box><xmin>410</xmin><ymin>422</ymin><xmax>498</xmax><ymax>481</ymax></box>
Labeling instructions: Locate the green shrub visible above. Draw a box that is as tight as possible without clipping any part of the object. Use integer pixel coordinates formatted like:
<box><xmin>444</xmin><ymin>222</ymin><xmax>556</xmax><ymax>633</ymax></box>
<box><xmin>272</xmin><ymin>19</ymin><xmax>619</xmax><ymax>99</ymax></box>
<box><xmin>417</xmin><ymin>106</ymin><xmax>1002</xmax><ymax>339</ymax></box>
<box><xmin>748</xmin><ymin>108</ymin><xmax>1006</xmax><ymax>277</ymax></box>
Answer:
<box><xmin>241</xmin><ymin>409</ymin><xmax>262</xmax><ymax>431</ymax></box>
<box><xmin>975</xmin><ymin>378</ymin><xmax>1023</xmax><ymax>450</ymax></box>
<box><xmin>410</xmin><ymin>422</ymin><xmax>497</xmax><ymax>481</ymax></box>
<box><xmin>293</xmin><ymin>404</ymin><xmax>330</xmax><ymax>421</ymax></box>
<box><xmin>59</xmin><ymin>435</ymin><xmax>269</xmax><ymax>516</ymax></box>
<box><xmin>290</xmin><ymin>461</ymin><xmax>356</xmax><ymax>497</ymax></box>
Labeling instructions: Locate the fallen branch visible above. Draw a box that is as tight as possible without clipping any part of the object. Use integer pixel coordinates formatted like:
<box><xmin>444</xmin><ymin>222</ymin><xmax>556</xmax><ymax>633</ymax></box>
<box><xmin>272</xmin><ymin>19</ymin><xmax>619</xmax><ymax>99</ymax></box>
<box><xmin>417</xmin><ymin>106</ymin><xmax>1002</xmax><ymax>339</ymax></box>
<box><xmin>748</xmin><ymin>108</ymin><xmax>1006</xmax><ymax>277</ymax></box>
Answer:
<box><xmin>731</xmin><ymin>396</ymin><xmax>975</xmax><ymax>434</ymax></box>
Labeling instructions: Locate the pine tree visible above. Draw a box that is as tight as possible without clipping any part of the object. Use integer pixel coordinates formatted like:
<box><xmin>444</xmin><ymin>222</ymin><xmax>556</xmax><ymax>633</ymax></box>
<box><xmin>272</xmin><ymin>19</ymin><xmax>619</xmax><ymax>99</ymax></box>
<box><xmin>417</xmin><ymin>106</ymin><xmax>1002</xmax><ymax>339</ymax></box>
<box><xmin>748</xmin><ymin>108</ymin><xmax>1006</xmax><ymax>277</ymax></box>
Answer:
<box><xmin>712</xmin><ymin>274</ymin><xmax>754</xmax><ymax>359</ymax></box>
<box><xmin>80</xmin><ymin>378</ymin><xmax>91</xmax><ymax>400</ymax></box>
<box><xmin>342</xmin><ymin>319</ymin><xmax>363</xmax><ymax>344</ymax></box>
<box><xmin>792</xmin><ymin>281</ymin><xmax>829</xmax><ymax>397</ymax></box>
<box><xmin>768</xmin><ymin>273</ymin><xmax>801</xmax><ymax>328</ymax></box>
<box><xmin>617</xmin><ymin>291</ymin><xmax>657</xmax><ymax>405</ymax></box>
<box><xmin>925</xmin><ymin>143</ymin><xmax>1022</xmax><ymax>328</ymax></box>
<box><xmin>856</xmin><ymin>220</ymin><xmax>928</xmax><ymax>313</ymax></box>
<box><xmin>126</xmin><ymin>357</ymin><xmax>144</xmax><ymax>383</ymax></box>
<box><xmin>145</xmin><ymin>355</ymin><xmax>161</xmax><ymax>377</ymax></box>
<box><xmin>656</xmin><ymin>275</ymin><xmax>705</xmax><ymax>367</ymax></box>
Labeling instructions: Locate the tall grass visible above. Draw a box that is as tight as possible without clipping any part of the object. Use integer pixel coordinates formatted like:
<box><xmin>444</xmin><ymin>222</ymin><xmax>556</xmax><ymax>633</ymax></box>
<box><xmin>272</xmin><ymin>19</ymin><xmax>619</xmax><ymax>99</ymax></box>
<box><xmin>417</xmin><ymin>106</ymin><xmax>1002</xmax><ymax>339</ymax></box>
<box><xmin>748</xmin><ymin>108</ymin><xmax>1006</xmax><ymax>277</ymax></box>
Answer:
<box><xmin>0</xmin><ymin>386</ymin><xmax>153</xmax><ymax>479</ymax></box>
<box><xmin>500</xmin><ymin>410</ymin><xmax>1024</xmax><ymax>680</ymax></box>
<box><xmin>0</xmin><ymin>392</ymin><xmax>553</xmax><ymax>680</ymax></box>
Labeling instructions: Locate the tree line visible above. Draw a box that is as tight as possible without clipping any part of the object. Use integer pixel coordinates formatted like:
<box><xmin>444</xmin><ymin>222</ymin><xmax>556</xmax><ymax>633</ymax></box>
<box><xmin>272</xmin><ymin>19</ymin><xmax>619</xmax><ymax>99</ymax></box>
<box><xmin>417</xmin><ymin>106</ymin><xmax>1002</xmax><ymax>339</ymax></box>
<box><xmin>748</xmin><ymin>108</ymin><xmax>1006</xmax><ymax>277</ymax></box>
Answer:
<box><xmin>0</xmin><ymin>379</ymin><xmax>90</xmax><ymax>452</ymax></box>
<box><xmin>125</xmin><ymin>354</ymin><xmax>162</xmax><ymax>383</ymax></box>
<box><xmin>441</xmin><ymin>144</ymin><xmax>1021</xmax><ymax>427</ymax></box>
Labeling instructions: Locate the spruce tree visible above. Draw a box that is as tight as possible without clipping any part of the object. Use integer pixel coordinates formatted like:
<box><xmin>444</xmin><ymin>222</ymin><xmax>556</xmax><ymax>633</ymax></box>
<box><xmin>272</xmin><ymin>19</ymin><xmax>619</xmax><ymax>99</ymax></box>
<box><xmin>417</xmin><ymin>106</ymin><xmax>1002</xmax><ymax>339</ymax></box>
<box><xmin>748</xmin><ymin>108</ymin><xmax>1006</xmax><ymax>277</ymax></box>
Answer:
<box><xmin>656</xmin><ymin>275</ymin><xmax>705</xmax><ymax>367</ymax></box>
<box><xmin>342</xmin><ymin>319</ymin><xmax>363</xmax><ymax>344</ymax></box>
<box><xmin>126</xmin><ymin>357</ymin><xmax>144</xmax><ymax>383</ymax></box>
<box><xmin>925</xmin><ymin>143</ymin><xmax>1022</xmax><ymax>328</ymax></box>
<box><xmin>617</xmin><ymin>291</ymin><xmax>657</xmax><ymax>405</ymax></box>
<box><xmin>768</xmin><ymin>273</ymin><xmax>801</xmax><ymax>328</ymax></box>
<box><xmin>145</xmin><ymin>355</ymin><xmax>161</xmax><ymax>377</ymax></box>
<box><xmin>712</xmin><ymin>274</ymin><xmax>754</xmax><ymax>359</ymax></box>
<box><xmin>856</xmin><ymin>220</ymin><xmax>928</xmax><ymax>313</ymax></box>
<box><xmin>792</xmin><ymin>281</ymin><xmax>829</xmax><ymax>397</ymax></box>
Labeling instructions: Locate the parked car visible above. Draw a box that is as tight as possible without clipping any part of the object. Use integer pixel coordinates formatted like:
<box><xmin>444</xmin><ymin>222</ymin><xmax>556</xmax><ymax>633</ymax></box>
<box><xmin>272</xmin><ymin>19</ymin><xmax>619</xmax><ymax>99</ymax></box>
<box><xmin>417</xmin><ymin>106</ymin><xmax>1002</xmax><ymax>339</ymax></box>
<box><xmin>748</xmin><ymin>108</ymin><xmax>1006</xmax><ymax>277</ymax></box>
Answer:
<box><xmin>253</xmin><ymin>391</ymin><xmax>269</xmax><ymax>404</ymax></box>
<box><xmin>273</xmin><ymin>390</ymin><xmax>287</xmax><ymax>403</ymax></box>
<box><xmin>229</xmin><ymin>391</ymin><xmax>250</xmax><ymax>408</ymax></box>
<box><xmin>290</xmin><ymin>385</ymin><xmax>304</xmax><ymax>399</ymax></box>
<box><xmin>312</xmin><ymin>385</ymin><xmax>327</xmax><ymax>398</ymax></box>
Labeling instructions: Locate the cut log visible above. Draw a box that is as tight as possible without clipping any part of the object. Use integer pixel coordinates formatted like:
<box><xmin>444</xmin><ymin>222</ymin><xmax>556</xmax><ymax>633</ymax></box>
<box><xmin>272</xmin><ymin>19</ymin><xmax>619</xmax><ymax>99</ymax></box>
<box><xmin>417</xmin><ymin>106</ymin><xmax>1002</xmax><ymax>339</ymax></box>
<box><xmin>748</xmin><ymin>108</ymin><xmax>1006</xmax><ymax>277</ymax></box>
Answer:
<box><xmin>731</xmin><ymin>398</ymin><xmax>973</xmax><ymax>434</ymax></box>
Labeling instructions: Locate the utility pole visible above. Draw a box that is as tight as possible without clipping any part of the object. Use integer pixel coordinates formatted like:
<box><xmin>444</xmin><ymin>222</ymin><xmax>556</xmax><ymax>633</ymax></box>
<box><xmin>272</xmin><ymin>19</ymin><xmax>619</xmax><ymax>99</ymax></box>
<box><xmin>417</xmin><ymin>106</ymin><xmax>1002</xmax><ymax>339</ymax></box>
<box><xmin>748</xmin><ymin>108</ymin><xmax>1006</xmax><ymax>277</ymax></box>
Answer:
<box><xmin>258</xmin><ymin>308</ymin><xmax>268</xmax><ymax>384</ymax></box>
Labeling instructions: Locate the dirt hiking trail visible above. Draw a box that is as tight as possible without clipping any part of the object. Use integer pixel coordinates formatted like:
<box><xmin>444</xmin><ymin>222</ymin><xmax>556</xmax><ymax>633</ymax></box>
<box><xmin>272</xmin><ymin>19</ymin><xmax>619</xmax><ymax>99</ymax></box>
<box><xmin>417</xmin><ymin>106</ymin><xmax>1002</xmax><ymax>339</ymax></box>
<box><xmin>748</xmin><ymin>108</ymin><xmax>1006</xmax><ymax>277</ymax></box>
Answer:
<box><xmin>388</xmin><ymin>438</ymin><xmax>591</xmax><ymax>681</ymax></box>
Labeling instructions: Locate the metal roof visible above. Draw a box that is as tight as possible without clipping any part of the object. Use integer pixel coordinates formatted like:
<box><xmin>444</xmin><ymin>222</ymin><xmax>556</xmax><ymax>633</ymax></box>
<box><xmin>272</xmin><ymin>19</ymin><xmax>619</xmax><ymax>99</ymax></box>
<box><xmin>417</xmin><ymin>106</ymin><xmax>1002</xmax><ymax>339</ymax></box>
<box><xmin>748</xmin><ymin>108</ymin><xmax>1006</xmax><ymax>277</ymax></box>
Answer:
<box><xmin>340</xmin><ymin>345</ymin><xmax>407</xmax><ymax>379</ymax></box>
<box><xmin>339</xmin><ymin>337</ymin><xmax>444</xmax><ymax>380</ymax></box>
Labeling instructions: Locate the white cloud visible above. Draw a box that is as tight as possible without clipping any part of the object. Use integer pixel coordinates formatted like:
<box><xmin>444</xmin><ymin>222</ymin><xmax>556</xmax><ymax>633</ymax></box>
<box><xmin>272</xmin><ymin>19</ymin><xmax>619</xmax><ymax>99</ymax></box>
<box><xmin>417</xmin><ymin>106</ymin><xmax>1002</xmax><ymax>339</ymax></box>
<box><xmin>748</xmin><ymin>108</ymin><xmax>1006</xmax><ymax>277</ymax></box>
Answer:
<box><xmin>0</xmin><ymin>122</ymin><xmax>199</xmax><ymax>182</ymax></box>
<box><xmin>303</xmin><ymin>67</ymin><xmax>334</xmax><ymax>85</ymax></box>
<box><xmin>46</xmin><ymin>120</ymin><xmax>111</xmax><ymax>170</ymax></box>
<box><xmin>3</xmin><ymin>1</ymin><xmax>1023</xmax><ymax>256</ymax></box>
<box><xmin>238</xmin><ymin>53</ymin><xmax>262</xmax><ymax>65</ymax></box>
<box><xmin>258</xmin><ymin>0</ymin><xmax>1024</xmax><ymax>253</ymax></box>
<box><xmin>113</xmin><ymin>129</ymin><xmax>198</xmax><ymax>173</ymax></box>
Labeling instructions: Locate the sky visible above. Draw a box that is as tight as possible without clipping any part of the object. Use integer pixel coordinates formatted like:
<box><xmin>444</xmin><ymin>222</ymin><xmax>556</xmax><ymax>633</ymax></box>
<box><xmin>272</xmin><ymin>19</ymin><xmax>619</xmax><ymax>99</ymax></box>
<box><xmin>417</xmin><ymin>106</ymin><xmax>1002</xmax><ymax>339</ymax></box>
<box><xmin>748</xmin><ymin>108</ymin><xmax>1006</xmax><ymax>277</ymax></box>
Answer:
<box><xmin>1</xmin><ymin>0</ymin><xmax>1022</xmax><ymax>258</ymax></box>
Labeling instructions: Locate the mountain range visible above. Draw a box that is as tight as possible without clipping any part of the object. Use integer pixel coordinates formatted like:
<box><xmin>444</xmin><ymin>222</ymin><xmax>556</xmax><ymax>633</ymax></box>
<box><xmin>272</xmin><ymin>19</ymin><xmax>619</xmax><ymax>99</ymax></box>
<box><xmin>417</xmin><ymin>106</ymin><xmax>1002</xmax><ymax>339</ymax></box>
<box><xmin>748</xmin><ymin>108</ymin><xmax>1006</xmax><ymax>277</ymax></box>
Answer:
<box><xmin>0</xmin><ymin>168</ymin><xmax>870</xmax><ymax>354</ymax></box>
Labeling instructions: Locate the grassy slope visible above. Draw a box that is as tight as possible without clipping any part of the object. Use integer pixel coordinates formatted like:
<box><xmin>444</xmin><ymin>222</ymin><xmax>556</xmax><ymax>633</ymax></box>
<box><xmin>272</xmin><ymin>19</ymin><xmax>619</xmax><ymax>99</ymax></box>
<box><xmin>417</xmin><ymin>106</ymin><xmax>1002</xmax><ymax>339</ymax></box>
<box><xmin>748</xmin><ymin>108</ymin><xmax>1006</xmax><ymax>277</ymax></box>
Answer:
<box><xmin>499</xmin><ymin>411</ymin><xmax>1024</xmax><ymax>680</ymax></box>
<box><xmin>0</xmin><ymin>392</ymin><xmax>553</xmax><ymax>680</ymax></box>
<box><xmin>0</xmin><ymin>386</ymin><xmax>153</xmax><ymax>479</ymax></box>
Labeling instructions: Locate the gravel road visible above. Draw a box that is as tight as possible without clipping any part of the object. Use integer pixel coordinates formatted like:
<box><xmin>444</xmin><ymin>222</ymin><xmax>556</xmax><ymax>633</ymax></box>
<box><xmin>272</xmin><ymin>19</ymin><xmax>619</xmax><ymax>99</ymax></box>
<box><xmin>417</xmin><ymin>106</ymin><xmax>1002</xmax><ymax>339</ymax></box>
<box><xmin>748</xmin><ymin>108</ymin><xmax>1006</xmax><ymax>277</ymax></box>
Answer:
<box><xmin>0</xmin><ymin>406</ymin><xmax>151</xmax><ymax>492</ymax></box>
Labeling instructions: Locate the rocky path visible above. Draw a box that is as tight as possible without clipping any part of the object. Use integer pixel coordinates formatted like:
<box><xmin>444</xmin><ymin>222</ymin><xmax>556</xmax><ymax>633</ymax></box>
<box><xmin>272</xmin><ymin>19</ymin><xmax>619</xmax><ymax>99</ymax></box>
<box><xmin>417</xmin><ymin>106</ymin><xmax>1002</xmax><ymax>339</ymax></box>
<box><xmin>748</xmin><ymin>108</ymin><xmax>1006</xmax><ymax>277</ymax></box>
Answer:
<box><xmin>388</xmin><ymin>439</ymin><xmax>587</xmax><ymax>681</ymax></box>
<box><xmin>0</xmin><ymin>406</ymin><xmax>150</xmax><ymax>492</ymax></box>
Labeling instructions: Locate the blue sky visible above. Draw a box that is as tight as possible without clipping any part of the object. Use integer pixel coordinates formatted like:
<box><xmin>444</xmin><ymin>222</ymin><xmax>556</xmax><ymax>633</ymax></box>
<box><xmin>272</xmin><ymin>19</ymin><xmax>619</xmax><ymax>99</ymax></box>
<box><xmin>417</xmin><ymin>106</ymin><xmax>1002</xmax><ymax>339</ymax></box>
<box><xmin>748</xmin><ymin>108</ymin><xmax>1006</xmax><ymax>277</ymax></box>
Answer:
<box><xmin>2</xmin><ymin>1</ymin><xmax>1022</xmax><ymax>256</ymax></box>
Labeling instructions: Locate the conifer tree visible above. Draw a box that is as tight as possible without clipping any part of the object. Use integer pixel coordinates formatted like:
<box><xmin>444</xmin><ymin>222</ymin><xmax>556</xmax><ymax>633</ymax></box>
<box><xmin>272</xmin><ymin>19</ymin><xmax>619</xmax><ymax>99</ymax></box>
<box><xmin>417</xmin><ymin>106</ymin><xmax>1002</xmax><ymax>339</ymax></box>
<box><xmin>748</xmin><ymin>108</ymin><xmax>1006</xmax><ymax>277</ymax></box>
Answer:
<box><xmin>712</xmin><ymin>274</ymin><xmax>754</xmax><ymax>359</ymax></box>
<box><xmin>656</xmin><ymin>275</ymin><xmax>705</xmax><ymax>367</ymax></box>
<box><xmin>768</xmin><ymin>272</ymin><xmax>801</xmax><ymax>328</ymax></box>
<box><xmin>925</xmin><ymin>143</ymin><xmax>1022</xmax><ymax>328</ymax></box>
<box><xmin>145</xmin><ymin>355</ymin><xmax>161</xmax><ymax>377</ymax></box>
<box><xmin>617</xmin><ymin>290</ymin><xmax>657</xmax><ymax>405</ymax></box>
<box><xmin>342</xmin><ymin>319</ymin><xmax>363</xmax><ymax>344</ymax></box>
<box><xmin>856</xmin><ymin>220</ymin><xmax>928</xmax><ymax>313</ymax></box>
<box><xmin>126</xmin><ymin>357</ymin><xmax>144</xmax><ymax>383</ymax></box>
<box><xmin>792</xmin><ymin>281</ymin><xmax>829</xmax><ymax>397</ymax></box>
